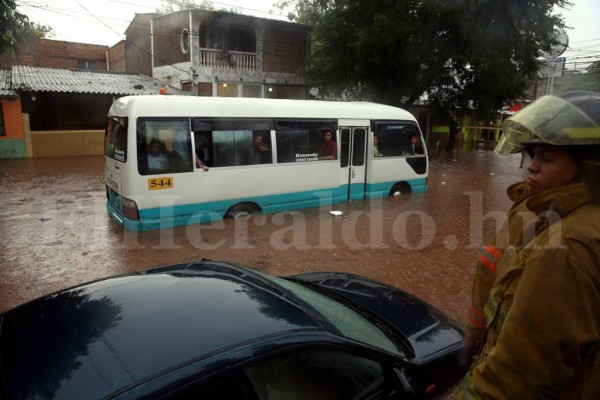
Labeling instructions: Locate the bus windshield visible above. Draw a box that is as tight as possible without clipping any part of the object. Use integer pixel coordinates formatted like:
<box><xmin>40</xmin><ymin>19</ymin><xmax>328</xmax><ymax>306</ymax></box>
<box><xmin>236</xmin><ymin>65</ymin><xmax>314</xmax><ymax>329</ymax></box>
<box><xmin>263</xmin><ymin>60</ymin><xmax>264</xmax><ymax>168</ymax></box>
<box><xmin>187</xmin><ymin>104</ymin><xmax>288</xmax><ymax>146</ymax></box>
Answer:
<box><xmin>105</xmin><ymin>117</ymin><xmax>128</xmax><ymax>162</ymax></box>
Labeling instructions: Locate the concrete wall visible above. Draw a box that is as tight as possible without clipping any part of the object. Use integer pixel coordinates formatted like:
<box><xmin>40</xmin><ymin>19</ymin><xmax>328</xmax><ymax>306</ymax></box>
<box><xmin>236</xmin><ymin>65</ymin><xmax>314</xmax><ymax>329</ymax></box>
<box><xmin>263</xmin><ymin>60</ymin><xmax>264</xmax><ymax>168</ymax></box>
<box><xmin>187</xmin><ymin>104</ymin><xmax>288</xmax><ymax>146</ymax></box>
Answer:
<box><xmin>0</xmin><ymin>97</ymin><xmax>26</xmax><ymax>158</ymax></box>
<box><xmin>0</xmin><ymin>138</ymin><xmax>26</xmax><ymax>158</ymax></box>
<box><xmin>29</xmin><ymin>130</ymin><xmax>104</xmax><ymax>157</ymax></box>
<box><xmin>125</xmin><ymin>14</ymin><xmax>154</xmax><ymax>76</ymax></box>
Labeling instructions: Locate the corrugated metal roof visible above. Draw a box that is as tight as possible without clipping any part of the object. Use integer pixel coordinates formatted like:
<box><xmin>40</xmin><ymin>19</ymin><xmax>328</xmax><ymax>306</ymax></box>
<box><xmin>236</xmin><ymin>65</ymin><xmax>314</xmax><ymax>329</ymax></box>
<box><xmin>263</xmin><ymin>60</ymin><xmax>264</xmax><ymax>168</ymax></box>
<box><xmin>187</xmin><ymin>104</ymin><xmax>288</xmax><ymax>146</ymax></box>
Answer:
<box><xmin>0</xmin><ymin>69</ymin><xmax>17</xmax><ymax>97</ymax></box>
<box><xmin>7</xmin><ymin>65</ymin><xmax>181</xmax><ymax>95</ymax></box>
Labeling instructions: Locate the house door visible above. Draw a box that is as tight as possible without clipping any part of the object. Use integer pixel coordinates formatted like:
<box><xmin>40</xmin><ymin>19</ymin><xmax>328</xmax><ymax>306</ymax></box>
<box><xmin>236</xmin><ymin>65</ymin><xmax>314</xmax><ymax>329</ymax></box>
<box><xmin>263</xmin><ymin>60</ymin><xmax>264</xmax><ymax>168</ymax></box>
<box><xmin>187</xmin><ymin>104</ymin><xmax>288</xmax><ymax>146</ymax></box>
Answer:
<box><xmin>340</xmin><ymin>127</ymin><xmax>368</xmax><ymax>200</ymax></box>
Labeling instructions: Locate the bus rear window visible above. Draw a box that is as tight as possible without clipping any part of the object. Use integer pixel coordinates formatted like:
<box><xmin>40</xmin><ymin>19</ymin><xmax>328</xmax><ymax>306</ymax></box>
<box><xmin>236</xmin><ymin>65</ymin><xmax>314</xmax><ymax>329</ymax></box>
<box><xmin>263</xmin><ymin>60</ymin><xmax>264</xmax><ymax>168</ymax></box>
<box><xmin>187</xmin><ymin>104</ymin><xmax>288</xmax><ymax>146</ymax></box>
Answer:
<box><xmin>137</xmin><ymin>119</ymin><xmax>194</xmax><ymax>175</ymax></box>
<box><xmin>105</xmin><ymin>117</ymin><xmax>128</xmax><ymax>162</ymax></box>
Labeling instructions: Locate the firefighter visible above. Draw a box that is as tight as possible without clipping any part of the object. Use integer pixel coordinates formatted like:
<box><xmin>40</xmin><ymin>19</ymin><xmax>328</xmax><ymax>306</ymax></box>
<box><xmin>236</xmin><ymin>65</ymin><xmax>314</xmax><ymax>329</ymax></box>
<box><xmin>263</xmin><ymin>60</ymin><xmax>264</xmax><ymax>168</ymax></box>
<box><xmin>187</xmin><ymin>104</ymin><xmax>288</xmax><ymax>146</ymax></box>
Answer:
<box><xmin>455</xmin><ymin>91</ymin><xmax>600</xmax><ymax>399</ymax></box>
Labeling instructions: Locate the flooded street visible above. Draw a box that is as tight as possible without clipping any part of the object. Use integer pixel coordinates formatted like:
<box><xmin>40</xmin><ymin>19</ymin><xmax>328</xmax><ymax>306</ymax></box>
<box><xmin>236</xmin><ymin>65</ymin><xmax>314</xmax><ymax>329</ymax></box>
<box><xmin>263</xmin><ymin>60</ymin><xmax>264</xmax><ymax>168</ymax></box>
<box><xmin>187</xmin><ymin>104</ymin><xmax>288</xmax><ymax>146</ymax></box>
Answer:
<box><xmin>0</xmin><ymin>150</ymin><xmax>523</xmax><ymax>323</ymax></box>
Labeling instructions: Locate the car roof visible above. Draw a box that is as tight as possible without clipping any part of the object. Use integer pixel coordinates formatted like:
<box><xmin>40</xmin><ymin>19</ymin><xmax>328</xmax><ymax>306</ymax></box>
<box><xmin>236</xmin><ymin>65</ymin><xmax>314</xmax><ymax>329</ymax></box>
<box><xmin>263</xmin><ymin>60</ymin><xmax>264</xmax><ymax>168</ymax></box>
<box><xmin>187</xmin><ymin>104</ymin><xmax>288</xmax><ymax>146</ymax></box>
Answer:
<box><xmin>0</xmin><ymin>261</ymin><xmax>322</xmax><ymax>399</ymax></box>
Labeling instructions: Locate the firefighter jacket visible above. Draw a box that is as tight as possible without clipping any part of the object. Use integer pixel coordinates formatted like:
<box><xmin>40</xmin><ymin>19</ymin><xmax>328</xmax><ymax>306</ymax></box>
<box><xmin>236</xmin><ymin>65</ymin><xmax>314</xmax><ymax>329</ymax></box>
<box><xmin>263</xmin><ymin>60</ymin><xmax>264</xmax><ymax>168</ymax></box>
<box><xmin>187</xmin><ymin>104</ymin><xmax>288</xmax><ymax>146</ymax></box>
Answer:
<box><xmin>455</xmin><ymin>181</ymin><xmax>600</xmax><ymax>399</ymax></box>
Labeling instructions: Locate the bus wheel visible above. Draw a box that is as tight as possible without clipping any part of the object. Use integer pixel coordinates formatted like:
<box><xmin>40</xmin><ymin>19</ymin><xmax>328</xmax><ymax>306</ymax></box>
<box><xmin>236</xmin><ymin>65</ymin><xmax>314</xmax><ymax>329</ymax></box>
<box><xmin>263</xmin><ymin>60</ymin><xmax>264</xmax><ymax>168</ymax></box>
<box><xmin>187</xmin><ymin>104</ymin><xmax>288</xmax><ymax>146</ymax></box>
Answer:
<box><xmin>226</xmin><ymin>202</ymin><xmax>262</xmax><ymax>218</ymax></box>
<box><xmin>388</xmin><ymin>182</ymin><xmax>411</xmax><ymax>197</ymax></box>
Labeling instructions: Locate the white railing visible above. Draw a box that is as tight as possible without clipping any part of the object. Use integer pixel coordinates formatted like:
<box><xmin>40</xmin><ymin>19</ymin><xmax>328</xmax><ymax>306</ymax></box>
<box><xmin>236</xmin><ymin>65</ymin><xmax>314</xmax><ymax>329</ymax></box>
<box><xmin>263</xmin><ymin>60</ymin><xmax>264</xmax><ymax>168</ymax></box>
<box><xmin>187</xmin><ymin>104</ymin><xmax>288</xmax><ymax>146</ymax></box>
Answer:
<box><xmin>199</xmin><ymin>48</ymin><xmax>256</xmax><ymax>70</ymax></box>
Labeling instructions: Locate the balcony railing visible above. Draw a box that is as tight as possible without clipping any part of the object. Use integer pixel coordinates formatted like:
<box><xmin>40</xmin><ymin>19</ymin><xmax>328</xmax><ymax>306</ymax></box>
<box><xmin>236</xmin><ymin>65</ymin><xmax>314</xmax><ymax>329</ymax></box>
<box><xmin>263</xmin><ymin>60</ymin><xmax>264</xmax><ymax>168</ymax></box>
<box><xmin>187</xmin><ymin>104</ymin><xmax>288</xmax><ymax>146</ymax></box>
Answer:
<box><xmin>199</xmin><ymin>48</ymin><xmax>256</xmax><ymax>70</ymax></box>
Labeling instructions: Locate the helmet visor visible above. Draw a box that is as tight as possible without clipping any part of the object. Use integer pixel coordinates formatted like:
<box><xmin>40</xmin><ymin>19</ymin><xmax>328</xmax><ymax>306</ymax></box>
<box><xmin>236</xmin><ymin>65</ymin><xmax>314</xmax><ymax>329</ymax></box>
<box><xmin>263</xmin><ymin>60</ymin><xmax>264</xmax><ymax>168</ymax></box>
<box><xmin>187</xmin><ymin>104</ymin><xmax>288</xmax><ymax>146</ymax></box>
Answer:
<box><xmin>495</xmin><ymin>94</ymin><xmax>600</xmax><ymax>155</ymax></box>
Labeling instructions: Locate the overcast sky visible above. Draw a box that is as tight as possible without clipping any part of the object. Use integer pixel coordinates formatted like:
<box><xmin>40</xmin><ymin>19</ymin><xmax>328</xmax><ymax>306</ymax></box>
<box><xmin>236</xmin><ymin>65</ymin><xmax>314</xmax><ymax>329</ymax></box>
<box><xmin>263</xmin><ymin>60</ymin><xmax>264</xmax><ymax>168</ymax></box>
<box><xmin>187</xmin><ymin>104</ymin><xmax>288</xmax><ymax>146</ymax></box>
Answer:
<box><xmin>16</xmin><ymin>0</ymin><xmax>600</xmax><ymax>71</ymax></box>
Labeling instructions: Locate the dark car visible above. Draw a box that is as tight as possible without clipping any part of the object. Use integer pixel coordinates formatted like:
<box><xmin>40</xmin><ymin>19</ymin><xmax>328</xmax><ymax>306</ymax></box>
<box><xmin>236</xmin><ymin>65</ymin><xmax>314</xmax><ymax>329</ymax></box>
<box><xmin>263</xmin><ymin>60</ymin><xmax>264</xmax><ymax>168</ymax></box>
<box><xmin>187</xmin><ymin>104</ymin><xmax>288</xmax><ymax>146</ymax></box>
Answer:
<box><xmin>0</xmin><ymin>260</ymin><xmax>466</xmax><ymax>399</ymax></box>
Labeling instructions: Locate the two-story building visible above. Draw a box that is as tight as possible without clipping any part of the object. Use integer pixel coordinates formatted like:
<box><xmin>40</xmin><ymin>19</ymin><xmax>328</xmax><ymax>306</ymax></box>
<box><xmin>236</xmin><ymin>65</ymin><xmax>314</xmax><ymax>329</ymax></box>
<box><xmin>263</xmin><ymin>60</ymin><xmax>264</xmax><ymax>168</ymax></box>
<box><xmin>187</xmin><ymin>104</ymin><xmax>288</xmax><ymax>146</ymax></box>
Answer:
<box><xmin>127</xmin><ymin>10</ymin><xmax>311</xmax><ymax>99</ymax></box>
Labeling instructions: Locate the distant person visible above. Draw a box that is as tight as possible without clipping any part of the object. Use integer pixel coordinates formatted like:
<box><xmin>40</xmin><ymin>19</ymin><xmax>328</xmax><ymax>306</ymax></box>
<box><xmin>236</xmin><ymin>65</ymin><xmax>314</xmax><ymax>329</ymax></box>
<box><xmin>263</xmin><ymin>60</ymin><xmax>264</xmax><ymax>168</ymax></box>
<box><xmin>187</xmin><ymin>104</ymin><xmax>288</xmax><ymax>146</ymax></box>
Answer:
<box><xmin>147</xmin><ymin>138</ymin><xmax>170</xmax><ymax>173</ymax></box>
<box><xmin>447</xmin><ymin>117</ymin><xmax>460</xmax><ymax>154</ymax></box>
<box><xmin>251</xmin><ymin>131</ymin><xmax>272</xmax><ymax>164</ymax></box>
<box><xmin>318</xmin><ymin>130</ymin><xmax>337</xmax><ymax>160</ymax></box>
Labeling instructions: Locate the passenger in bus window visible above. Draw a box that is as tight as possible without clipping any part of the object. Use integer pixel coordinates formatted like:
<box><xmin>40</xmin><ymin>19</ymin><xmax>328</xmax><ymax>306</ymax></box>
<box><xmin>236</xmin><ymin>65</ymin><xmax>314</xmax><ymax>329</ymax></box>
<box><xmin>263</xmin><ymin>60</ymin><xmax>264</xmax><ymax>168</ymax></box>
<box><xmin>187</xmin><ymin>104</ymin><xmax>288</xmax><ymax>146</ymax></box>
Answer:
<box><xmin>251</xmin><ymin>131</ymin><xmax>272</xmax><ymax>164</ymax></box>
<box><xmin>195</xmin><ymin>132</ymin><xmax>213</xmax><ymax>170</ymax></box>
<box><xmin>373</xmin><ymin>135</ymin><xmax>383</xmax><ymax>157</ymax></box>
<box><xmin>317</xmin><ymin>130</ymin><xmax>337</xmax><ymax>160</ymax></box>
<box><xmin>404</xmin><ymin>133</ymin><xmax>423</xmax><ymax>155</ymax></box>
<box><xmin>172</xmin><ymin>127</ymin><xmax>193</xmax><ymax>170</ymax></box>
<box><xmin>147</xmin><ymin>138</ymin><xmax>170</xmax><ymax>173</ymax></box>
<box><xmin>195</xmin><ymin>154</ymin><xmax>209</xmax><ymax>171</ymax></box>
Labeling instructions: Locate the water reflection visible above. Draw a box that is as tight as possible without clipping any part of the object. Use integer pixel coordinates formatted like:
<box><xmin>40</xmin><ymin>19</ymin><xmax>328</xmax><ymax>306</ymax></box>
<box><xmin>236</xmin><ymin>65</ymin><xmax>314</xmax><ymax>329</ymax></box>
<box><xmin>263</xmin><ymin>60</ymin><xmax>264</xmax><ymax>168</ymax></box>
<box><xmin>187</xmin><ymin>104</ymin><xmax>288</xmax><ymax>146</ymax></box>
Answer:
<box><xmin>1</xmin><ymin>289</ymin><xmax>122</xmax><ymax>399</ymax></box>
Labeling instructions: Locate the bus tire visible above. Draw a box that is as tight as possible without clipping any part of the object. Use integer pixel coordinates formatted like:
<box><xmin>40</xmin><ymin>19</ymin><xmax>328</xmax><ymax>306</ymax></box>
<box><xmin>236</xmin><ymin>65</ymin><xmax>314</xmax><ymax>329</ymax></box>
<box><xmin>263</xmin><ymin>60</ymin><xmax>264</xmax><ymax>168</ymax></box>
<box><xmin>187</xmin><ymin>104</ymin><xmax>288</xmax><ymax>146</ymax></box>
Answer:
<box><xmin>225</xmin><ymin>202</ymin><xmax>262</xmax><ymax>218</ymax></box>
<box><xmin>388</xmin><ymin>182</ymin><xmax>411</xmax><ymax>197</ymax></box>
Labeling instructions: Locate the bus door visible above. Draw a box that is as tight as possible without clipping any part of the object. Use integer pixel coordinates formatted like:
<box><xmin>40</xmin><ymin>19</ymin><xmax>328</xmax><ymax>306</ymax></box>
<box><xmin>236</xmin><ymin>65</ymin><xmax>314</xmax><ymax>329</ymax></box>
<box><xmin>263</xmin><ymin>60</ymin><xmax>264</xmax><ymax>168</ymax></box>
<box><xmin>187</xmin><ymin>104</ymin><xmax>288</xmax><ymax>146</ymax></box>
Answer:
<box><xmin>340</xmin><ymin>127</ymin><xmax>368</xmax><ymax>200</ymax></box>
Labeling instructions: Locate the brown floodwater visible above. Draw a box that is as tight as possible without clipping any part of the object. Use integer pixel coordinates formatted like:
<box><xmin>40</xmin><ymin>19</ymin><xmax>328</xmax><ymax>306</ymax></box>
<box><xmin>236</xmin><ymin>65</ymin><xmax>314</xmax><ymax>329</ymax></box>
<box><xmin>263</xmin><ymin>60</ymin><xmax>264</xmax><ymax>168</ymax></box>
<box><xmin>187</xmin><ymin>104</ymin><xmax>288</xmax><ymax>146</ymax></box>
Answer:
<box><xmin>0</xmin><ymin>150</ymin><xmax>523</xmax><ymax>322</ymax></box>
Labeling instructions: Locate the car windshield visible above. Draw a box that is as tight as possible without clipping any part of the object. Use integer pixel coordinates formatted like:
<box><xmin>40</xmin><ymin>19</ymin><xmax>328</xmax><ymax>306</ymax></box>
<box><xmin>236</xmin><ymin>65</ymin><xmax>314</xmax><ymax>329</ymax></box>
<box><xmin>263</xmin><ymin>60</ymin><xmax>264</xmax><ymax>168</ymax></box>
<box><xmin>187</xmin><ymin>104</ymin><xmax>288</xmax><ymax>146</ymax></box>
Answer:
<box><xmin>253</xmin><ymin>271</ymin><xmax>403</xmax><ymax>356</ymax></box>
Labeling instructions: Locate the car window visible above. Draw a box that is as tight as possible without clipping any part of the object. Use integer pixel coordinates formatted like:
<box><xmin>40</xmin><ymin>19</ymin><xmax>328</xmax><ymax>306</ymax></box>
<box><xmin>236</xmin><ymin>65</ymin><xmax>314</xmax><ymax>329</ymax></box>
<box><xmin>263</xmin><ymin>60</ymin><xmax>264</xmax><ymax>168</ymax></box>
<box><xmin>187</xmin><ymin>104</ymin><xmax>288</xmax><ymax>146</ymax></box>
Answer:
<box><xmin>165</xmin><ymin>371</ymin><xmax>249</xmax><ymax>399</ymax></box>
<box><xmin>252</xmin><ymin>271</ymin><xmax>403</xmax><ymax>356</ymax></box>
<box><xmin>244</xmin><ymin>348</ymin><xmax>385</xmax><ymax>400</ymax></box>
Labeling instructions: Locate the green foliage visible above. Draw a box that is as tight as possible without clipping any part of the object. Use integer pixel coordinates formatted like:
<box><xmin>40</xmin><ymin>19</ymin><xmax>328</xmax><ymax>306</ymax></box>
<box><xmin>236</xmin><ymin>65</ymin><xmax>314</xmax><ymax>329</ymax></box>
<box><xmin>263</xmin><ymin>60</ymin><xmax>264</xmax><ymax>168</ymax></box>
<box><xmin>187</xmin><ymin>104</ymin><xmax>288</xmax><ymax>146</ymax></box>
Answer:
<box><xmin>278</xmin><ymin>0</ymin><xmax>571</xmax><ymax>119</ymax></box>
<box><xmin>1</xmin><ymin>0</ymin><xmax>53</xmax><ymax>55</ymax></box>
<box><xmin>156</xmin><ymin>0</ymin><xmax>215</xmax><ymax>14</ymax></box>
<box><xmin>586</xmin><ymin>61</ymin><xmax>600</xmax><ymax>75</ymax></box>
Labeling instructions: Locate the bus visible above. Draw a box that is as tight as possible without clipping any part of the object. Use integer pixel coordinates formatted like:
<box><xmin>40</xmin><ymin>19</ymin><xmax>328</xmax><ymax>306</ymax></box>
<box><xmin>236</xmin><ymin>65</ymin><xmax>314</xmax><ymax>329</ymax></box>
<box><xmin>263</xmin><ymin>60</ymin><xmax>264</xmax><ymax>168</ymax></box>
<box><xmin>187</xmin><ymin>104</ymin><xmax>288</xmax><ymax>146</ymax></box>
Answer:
<box><xmin>104</xmin><ymin>95</ymin><xmax>428</xmax><ymax>231</ymax></box>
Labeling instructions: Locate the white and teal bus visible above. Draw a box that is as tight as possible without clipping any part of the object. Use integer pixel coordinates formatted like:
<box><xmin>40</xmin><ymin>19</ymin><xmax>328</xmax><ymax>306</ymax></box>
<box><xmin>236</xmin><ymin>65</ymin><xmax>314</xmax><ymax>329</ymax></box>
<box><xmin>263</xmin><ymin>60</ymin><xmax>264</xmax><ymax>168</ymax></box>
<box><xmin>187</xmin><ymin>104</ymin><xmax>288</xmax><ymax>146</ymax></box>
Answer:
<box><xmin>104</xmin><ymin>95</ymin><xmax>428</xmax><ymax>231</ymax></box>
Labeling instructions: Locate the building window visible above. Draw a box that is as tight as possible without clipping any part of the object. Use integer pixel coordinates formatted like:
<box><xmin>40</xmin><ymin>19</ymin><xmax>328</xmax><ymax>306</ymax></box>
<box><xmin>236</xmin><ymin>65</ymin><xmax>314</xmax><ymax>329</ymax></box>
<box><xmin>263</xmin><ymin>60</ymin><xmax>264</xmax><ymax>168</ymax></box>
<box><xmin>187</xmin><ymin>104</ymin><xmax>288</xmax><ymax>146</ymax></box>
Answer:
<box><xmin>198</xmin><ymin>83</ymin><xmax>212</xmax><ymax>96</ymax></box>
<box><xmin>199</xmin><ymin>22</ymin><xmax>256</xmax><ymax>53</ymax></box>
<box><xmin>217</xmin><ymin>83</ymin><xmax>238</xmax><ymax>97</ymax></box>
<box><xmin>242</xmin><ymin>85</ymin><xmax>261</xmax><ymax>98</ymax></box>
<box><xmin>265</xmin><ymin>85</ymin><xmax>306</xmax><ymax>99</ymax></box>
<box><xmin>180</xmin><ymin>28</ymin><xmax>190</xmax><ymax>54</ymax></box>
<box><xmin>181</xmin><ymin>82</ymin><xmax>192</xmax><ymax>93</ymax></box>
<box><xmin>0</xmin><ymin>104</ymin><xmax>5</xmax><ymax>136</ymax></box>
<box><xmin>77</xmin><ymin>60</ymin><xmax>96</xmax><ymax>69</ymax></box>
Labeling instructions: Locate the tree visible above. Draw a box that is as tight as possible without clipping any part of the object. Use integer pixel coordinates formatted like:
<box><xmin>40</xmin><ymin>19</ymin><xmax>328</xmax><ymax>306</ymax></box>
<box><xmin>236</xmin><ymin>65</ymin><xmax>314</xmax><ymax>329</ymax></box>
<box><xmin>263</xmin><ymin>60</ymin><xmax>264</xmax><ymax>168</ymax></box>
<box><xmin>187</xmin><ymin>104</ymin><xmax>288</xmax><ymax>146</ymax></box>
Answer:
<box><xmin>157</xmin><ymin>0</ymin><xmax>215</xmax><ymax>14</ymax></box>
<box><xmin>276</xmin><ymin>0</ymin><xmax>571</xmax><ymax>119</ymax></box>
<box><xmin>586</xmin><ymin>61</ymin><xmax>600</xmax><ymax>75</ymax></box>
<box><xmin>1</xmin><ymin>0</ymin><xmax>53</xmax><ymax>55</ymax></box>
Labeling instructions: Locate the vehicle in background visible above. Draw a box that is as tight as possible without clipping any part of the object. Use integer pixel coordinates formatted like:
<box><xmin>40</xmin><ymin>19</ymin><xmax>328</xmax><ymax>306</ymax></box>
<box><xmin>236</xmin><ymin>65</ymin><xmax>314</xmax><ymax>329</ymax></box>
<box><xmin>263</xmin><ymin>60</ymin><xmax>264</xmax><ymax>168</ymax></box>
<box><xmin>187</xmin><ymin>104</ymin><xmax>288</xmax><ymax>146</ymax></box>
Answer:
<box><xmin>0</xmin><ymin>260</ymin><xmax>464</xmax><ymax>399</ymax></box>
<box><xmin>104</xmin><ymin>96</ymin><xmax>428</xmax><ymax>231</ymax></box>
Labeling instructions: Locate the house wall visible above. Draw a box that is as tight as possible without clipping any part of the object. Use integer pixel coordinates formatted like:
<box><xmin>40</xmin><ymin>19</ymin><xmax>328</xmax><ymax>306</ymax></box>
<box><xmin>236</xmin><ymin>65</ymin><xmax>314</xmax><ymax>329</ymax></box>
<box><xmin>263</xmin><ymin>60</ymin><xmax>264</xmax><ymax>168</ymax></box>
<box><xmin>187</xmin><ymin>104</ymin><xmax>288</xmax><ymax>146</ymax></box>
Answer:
<box><xmin>39</xmin><ymin>40</ymin><xmax>108</xmax><ymax>69</ymax></box>
<box><xmin>153</xmin><ymin>12</ymin><xmax>191</xmax><ymax>67</ymax></box>
<box><xmin>0</xmin><ymin>39</ymin><xmax>109</xmax><ymax>70</ymax></box>
<box><xmin>0</xmin><ymin>39</ymin><xmax>40</xmax><ymax>68</ymax></box>
<box><xmin>0</xmin><ymin>97</ymin><xmax>26</xmax><ymax>158</ymax></box>
<box><xmin>108</xmin><ymin>41</ymin><xmax>127</xmax><ymax>72</ymax></box>
<box><xmin>125</xmin><ymin>14</ymin><xmax>154</xmax><ymax>76</ymax></box>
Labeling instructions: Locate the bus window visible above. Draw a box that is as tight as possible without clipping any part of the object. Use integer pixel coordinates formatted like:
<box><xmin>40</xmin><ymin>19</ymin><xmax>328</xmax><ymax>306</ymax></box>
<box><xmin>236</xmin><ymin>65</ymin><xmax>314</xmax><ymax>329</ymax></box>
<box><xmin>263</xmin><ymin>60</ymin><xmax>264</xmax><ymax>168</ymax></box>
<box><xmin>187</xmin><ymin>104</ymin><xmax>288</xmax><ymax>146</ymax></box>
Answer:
<box><xmin>371</xmin><ymin>122</ymin><xmax>423</xmax><ymax>157</ymax></box>
<box><xmin>275</xmin><ymin>119</ymin><xmax>338</xmax><ymax>163</ymax></box>
<box><xmin>192</xmin><ymin>119</ymin><xmax>274</xmax><ymax>168</ymax></box>
<box><xmin>137</xmin><ymin>119</ymin><xmax>193</xmax><ymax>175</ymax></box>
<box><xmin>105</xmin><ymin>117</ymin><xmax>127</xmax><ymax>162</ymax></box>
<box><xmin>194</xmin><ymin>131</ymin><xmax>214</xmax><ymax>167</ymax></box>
